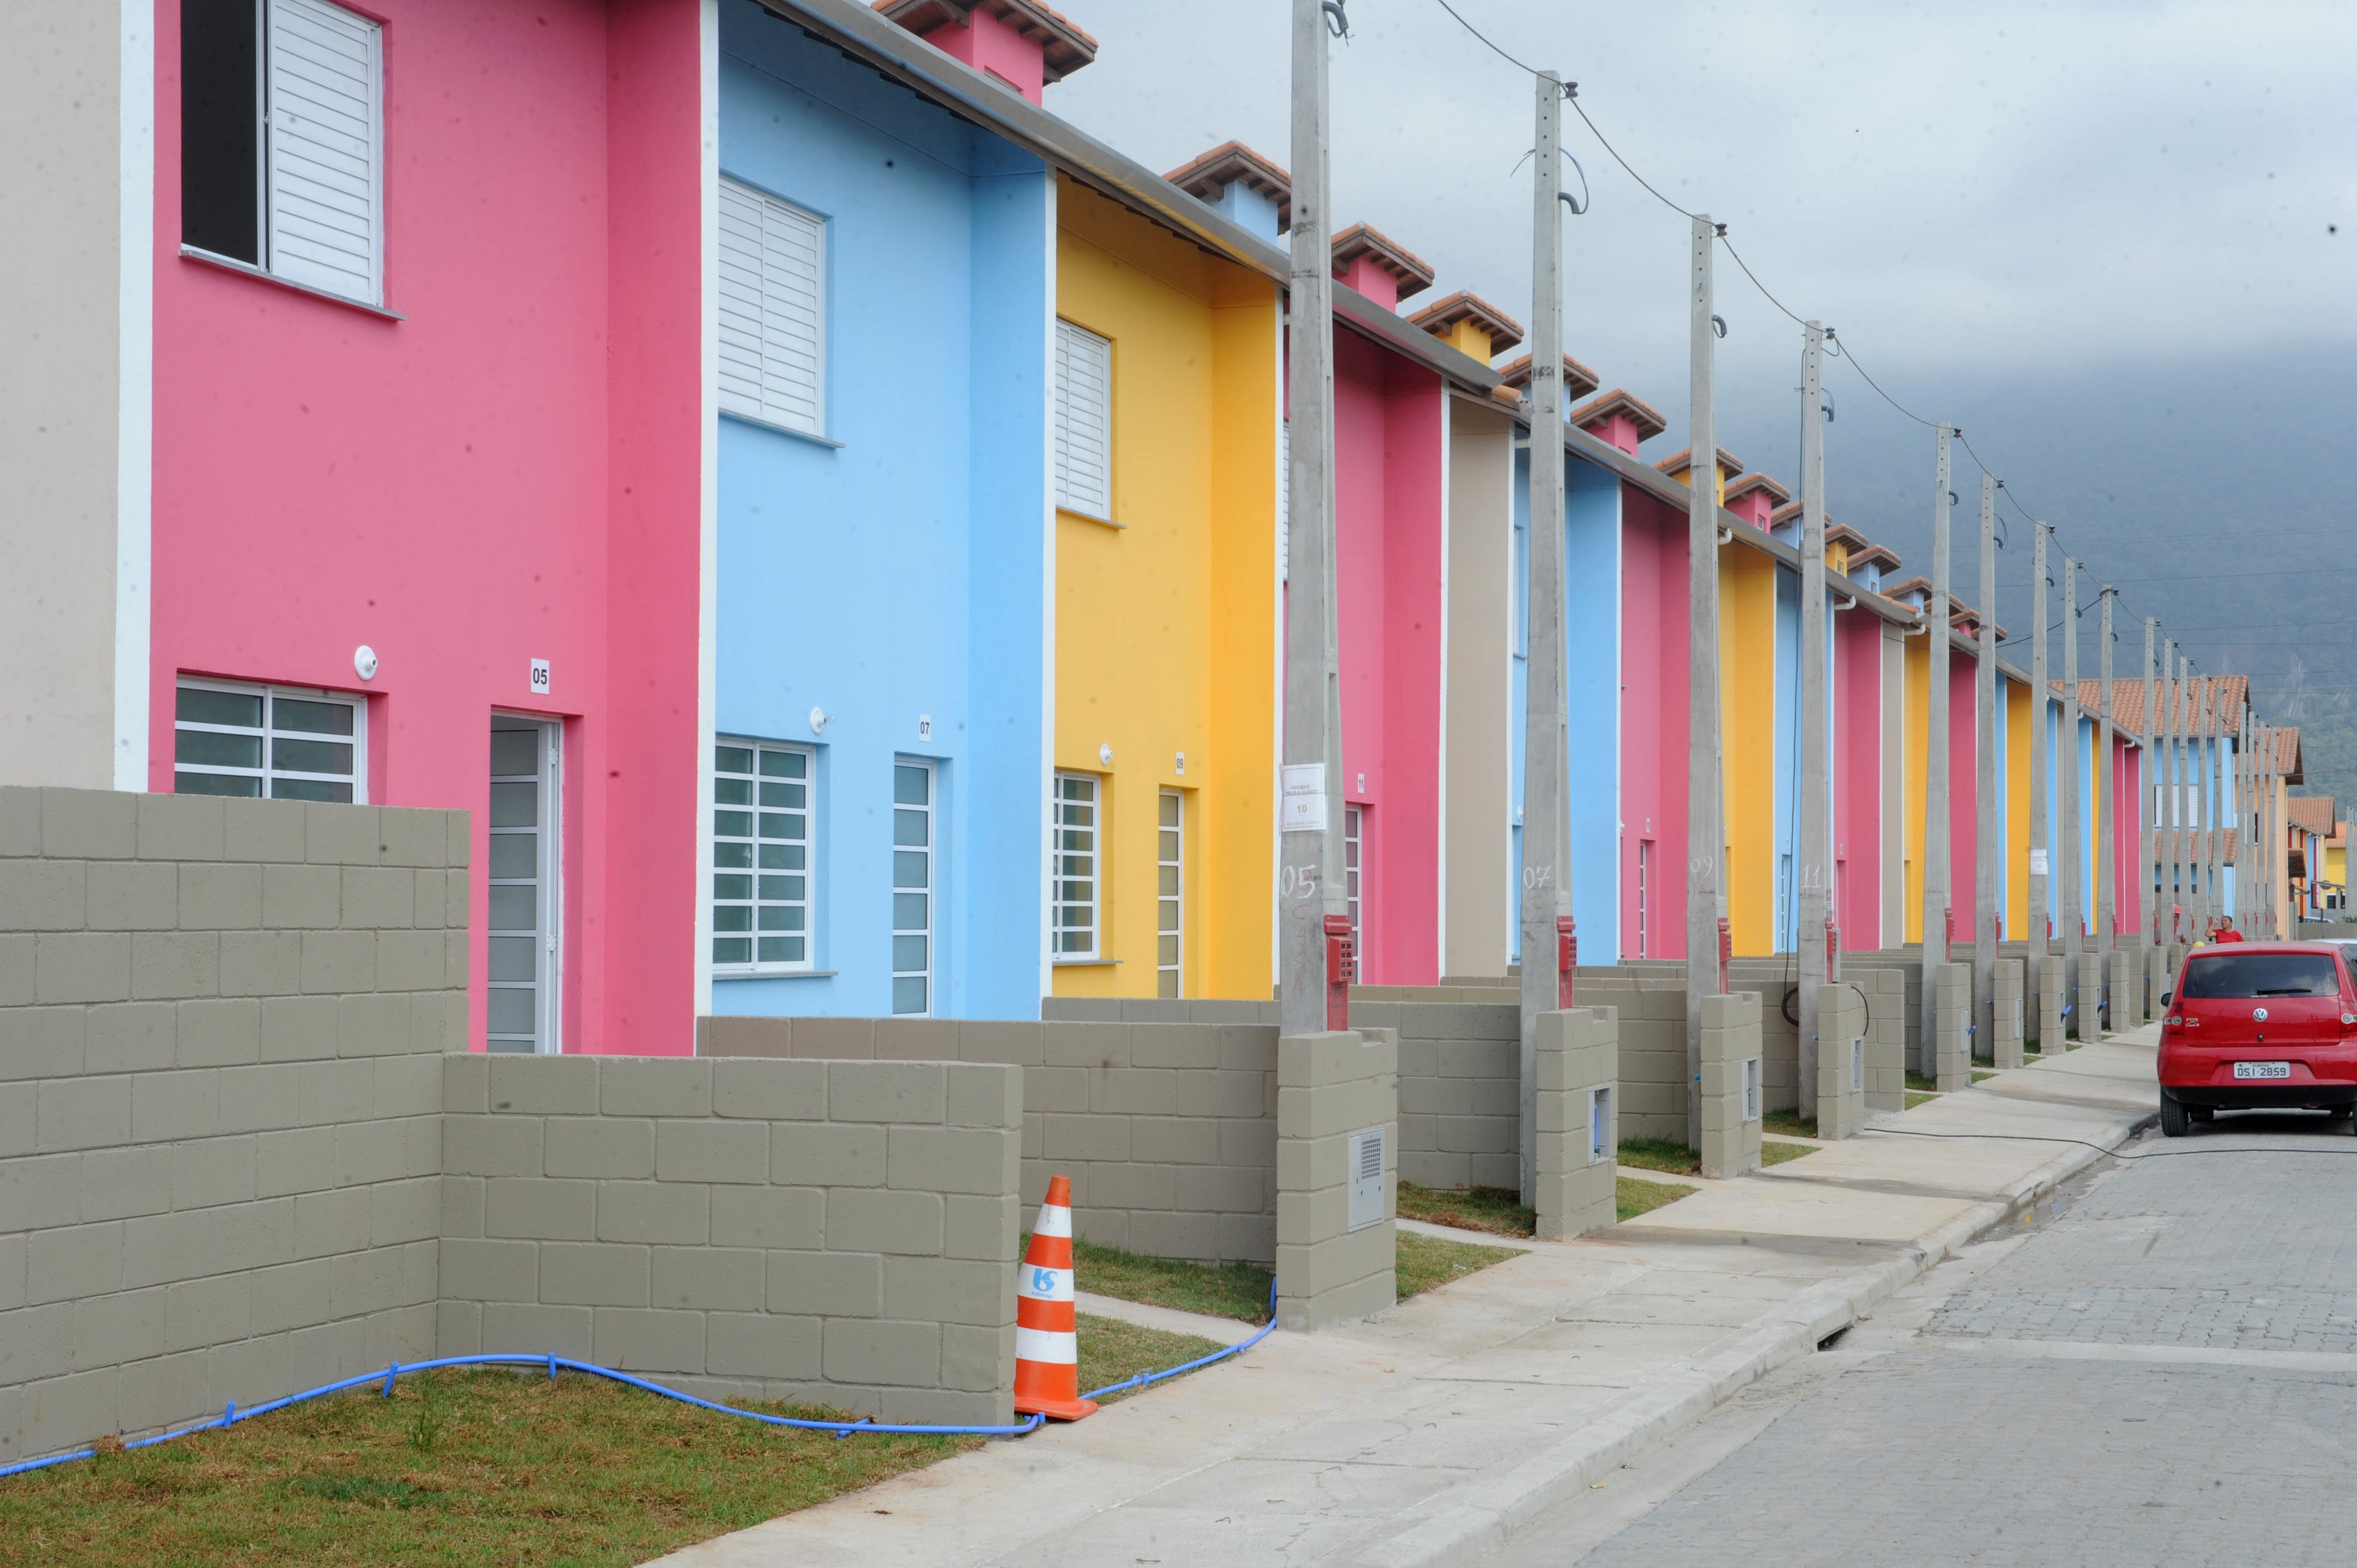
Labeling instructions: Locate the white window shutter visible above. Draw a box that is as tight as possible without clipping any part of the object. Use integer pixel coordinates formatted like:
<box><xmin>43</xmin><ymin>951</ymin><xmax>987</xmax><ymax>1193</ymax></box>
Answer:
<box><xmin>265</xmin><ymin>0</ymin><xmax>381</xmax><ymax>304</ymax></box>
<box><xmin>1054</xmin><ymin>320</ymin><xmax>1113</xmax><ymax>519</ymax></box>
<box><xmin>718</xmin><ymin>178</ymin><xmax>825</xmax><ymax>436</ymax></box>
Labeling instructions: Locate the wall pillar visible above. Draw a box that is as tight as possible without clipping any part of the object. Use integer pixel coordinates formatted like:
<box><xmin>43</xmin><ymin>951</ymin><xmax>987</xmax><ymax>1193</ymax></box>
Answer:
<box><xmin>1535</xmin><ymin>1008</ymin><xmax>1618</xmax><ymax>1238</ymax></box>
<box><xmin>2110</xmin><ymin>948</ymin><xmax>2144</xmax><ymax>1031</ymax></box>
<box><xmin>1816</xmin><ymin>981</ymin><xmax>1866</xmax><ymax>1139</ymax></box>
<box><xmin>1859</xmin><ymin>969</ymin><xmax>1907</xmax><ymax>1112</ymax></box>
<box><xmin>1700</xmin><ymin>993</ymin><xmax>1763</xmax><ymax>1177</ymax></box>
<box><xmin>1934</xmin><ymin>961</ymin><xmax>1971</xmax><ymax>1090</ymax></box>
<box><xmin>1991</xmin><ymin>958</ymin><xmax>2025</xmax><ymax>1069</ymax></box>
<box><xmin>1276</xmin><ymin>1030</ymin><xmax>1398</xmax><ymax>1330</ymax></box>
<box><xmin>2073</xmin><ymin>950</ymin><xmax>2104</xmax><ymax>1043</ymax></box>
<box><xmin>2036</xmin><ymin>955</ymin><xmax>2065</xmax><ymax>1051</ymax></box>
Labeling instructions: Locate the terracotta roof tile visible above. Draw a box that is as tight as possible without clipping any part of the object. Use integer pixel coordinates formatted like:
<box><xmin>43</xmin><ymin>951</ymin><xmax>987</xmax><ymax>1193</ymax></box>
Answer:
<box><xmin>2288</xmin><ymin>795</ymin><xmax>2337</xmax><ymax>835</ymax></box>
<box><xmin>1655</xmin><ymin>445</ymin><xmax>1744</xmax><ymax>482</ymax></box>
<box><xmin>1731</xmin><ymin>474</ymin><xmax>1795</xmax><ymax>509</ymax></box>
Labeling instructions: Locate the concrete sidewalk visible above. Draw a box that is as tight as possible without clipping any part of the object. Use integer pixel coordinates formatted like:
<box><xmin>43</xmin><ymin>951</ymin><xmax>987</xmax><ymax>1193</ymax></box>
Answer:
<box><xmin>650</xmin><ymin>1031</ymin><xmax>2160</xmax><ymax>1568</ymax></box>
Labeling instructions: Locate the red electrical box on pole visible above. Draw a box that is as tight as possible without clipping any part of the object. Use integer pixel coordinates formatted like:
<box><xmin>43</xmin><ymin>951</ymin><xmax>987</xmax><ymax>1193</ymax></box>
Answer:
<box><xmin>1323</xmin><ymin>915</ymin><xmax>1353</xmax><ymax>1031</ymax></box>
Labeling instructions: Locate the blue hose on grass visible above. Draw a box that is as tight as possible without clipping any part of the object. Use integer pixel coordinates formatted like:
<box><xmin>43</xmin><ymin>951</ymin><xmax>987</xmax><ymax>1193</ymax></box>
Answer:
<box><xmin>0</xmin><ymin>1280</ymin><xmax>1285</xmax><ymax>1479</ymax></box>
<box><xmin>1080</xmin><ymin>1277</ymin><xmax>1279</xmax><ymax>1402</ymax></box>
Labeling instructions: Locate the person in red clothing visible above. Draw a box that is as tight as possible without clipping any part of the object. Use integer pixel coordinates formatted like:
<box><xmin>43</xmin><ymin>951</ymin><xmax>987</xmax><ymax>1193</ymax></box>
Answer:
<box><xmin>2206</xmin><ymin>916</ymin><xmax>2246</xmax><ymax>943</ymax></box>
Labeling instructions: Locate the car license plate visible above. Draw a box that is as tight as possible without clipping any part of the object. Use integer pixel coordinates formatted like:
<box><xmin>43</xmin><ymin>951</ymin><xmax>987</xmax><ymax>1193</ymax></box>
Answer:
<box><xmin>2234</xmin><ymin>1061</ymin><xmax>2292</xmax><ymax>1080</ymax></box>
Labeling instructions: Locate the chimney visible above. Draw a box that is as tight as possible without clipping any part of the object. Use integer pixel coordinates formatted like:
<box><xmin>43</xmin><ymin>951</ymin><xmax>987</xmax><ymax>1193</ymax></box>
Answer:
<box><xmin>1406</xmin><ymin>291</ymin><xmax>1524</xmax><ymax>363</ymax></box>
<box><xmin>1725</xmin><ymin>473</ymin><xmax>1791</xmax><ymax>530</ymax></box>
<box><xmin>1328</xmin><ymin>223</ymin><xmax>1434</xmax><ymax>313</ymax></box>
<box><xmin>1165</xmin><ymin>142</ymin><xmax>1291</xmax><ymax>238</ymax></box>
<box><xmin>1494</xmin><ymin>351</ymin><xmax>1601</xmax><ymax>416</ymax></box>
<box><xmin>873</xmin><ymin>0</ymin><xmax>1098</xmax><ymax>105</ymax></box>
<box><xmin>1656</xmin><ymin>445</ymin><xmax>1744</xmax><ymax>507</ymax></box>
<box><xmin>1566</xmin><ymin>388</ymin><xmax>1666</xmax><ymax>456</ymax></box>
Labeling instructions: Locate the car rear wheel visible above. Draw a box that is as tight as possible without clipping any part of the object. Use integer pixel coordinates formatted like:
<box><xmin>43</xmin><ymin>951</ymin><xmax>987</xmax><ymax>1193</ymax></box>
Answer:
<box><xmin>2159</xmin><ymin>1092</ymin><xmax>2191</xmax><ymax>1138</ymax></box>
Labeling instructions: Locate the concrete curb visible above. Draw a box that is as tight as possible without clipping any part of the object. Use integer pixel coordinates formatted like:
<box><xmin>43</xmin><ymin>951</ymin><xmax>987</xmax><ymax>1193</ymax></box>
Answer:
<box><xmin>1348</xmin><ymin>1105</ymin><xmax>2154</xmax><ymax>1567</ymax></box>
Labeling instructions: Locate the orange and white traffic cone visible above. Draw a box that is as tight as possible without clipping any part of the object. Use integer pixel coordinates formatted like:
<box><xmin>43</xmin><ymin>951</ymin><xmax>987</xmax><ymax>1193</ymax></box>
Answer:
<box><xmin>1012</xmin><ymin>1174</ymin><xmax>1097</xmax><ymax>1421</ymax></box>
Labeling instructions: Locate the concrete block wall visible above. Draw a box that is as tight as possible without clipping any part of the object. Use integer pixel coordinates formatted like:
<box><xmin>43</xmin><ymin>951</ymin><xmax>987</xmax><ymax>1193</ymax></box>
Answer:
<box><xmin>1836</xmin><ymin>951</ymin><xmax>1927</xmax><ymax>1071</ymax></box>
<box><xmin>1699</xmin><ymin>992</ymin><xmax>1762</xmax><ymax>1178</ymax></box>
<box><xmin>1992</xmin><ymin>960</ymin><xmax>2025</xmax><ymax>1070</ymax></box>
<box><xmin>2036</xmin><ymin>956</ymin><xmax>2066</xmax><ymax>1050</ymax></box>
<box><xmin>1354</xmin><ymin>999</ymin><xmax>1517</xmax><ymax>1193</ymax></box>
<box><xmin>2110</xmin><ymin>950</ymin><xmax>2144</xmax><ymax>1031</ymax></box>
<box><xmin>699</xmin><ymin>1014</ymin><xmax>1278</xmax><ymax>1266</ymax></box>
<box><xmin>1533</xmin><ymin>1008</ymin><xmax>1616</xmax><ymax>1240</ymax></box>
<box><xmin>1816</xmin><ymin>981</ymin><xmax>1866</xmax><ymax>1140</ymax></box>
<box><xmin>1275</xmin><ymin>1030</ymin><xmax>1397</xmax><ymax>1331</ymax></box>
<box><xmin>1933</xmin><ymin>962</ymin><xmax>1971</xmax><ymax>1091</ymax></box>
<box><xmin>1853</xmin><ymin>968</ymin><xmax>1908</xmax><ymax>1111</ymax></box>
<box><xmin>1573</xmin><ymin>973</ymin><xmax>1690</xmax><ymax>1142</ymax></box>
<box><xmin>2075</xmin><ymin>953</ymin><xmax>2104</xmax><ymax>1042</ymax></box>
<box><xmin>2144</xmin><ymin>946</ymin><xmax>2169</xmax><ymax>1021</ymax></box>
<box><xmin>438</xmin><ymin>1053</ymin><xmax>1022</xmax><ymax>1426</ymax></box>
<box><xmin>0</xmin><ymin>786</ymin><xmax>465</xmax><ymax>1464</ymax></box>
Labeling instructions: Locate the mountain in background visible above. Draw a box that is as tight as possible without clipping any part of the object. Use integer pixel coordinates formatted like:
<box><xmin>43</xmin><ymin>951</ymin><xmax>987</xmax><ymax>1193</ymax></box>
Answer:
<box><xmin>1705</xmin><ymin>339</ymin><xmax>2354</xmax><ymax>814</ymax></box>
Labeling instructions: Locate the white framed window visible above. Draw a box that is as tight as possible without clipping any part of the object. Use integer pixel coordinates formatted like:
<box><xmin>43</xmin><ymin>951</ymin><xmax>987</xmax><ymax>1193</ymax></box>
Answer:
<box><xmin>1345</xmin><ymin>806</ymin><xmax>1365</xmax><ymax>966</ymax></box>
<box><xmin>1051</xmin><ymin>773</ymin><xmax>1099</xmax><ymax>960</ymax></box>
<box><xmin>174</xmin><ymin>679</ymin><xmax>366</xmax><ymax>802</ymax></box>
<box><xmin>718</xmin><ymin>177</ymin><xmax>827</xmax><ymax>437</ymax></box>
<box><xmin>712</xmin><ymin>740</ymin><xmax>815</xmax><ymax>972</ymax></box>
<box><xmin>1277</xmin><ymin>418</ymin><xmax>1291</xmax><ymax>581</ymax></box>
<box><xmin>180</xmin><ymin>0</ymin><xmax>385</xmax><ymax>307</ymax></box>
<box><xmin>892</xmin><ymin>760</ymin><xmax>936</xmax><ymax>1015</ymax></box>
<box><xmin>1157</xmin><ymin>791</ymin><xmax>1184</xmax><ymax>998</ymax></box>
<box><xmin>1053</xmin><ymin>319</ymin><xmax>1113</xmax><ymax>519</ymax></box>
<box><xmin>1636</xmin><ymin>838</ymin><xmax>1653</xmax><ymax>959</ymax></box>
<box><xmin>487</xmin><ymin>718</ymin><xmax>562</xmax><ymax>1054</ymax></box>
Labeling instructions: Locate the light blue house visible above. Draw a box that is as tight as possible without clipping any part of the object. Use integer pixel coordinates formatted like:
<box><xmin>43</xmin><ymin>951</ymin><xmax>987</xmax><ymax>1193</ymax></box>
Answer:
<box><xmin>706</xmin><ymin>0</ymin><xmax>1052</xmax><ymax>1019</ymax></box>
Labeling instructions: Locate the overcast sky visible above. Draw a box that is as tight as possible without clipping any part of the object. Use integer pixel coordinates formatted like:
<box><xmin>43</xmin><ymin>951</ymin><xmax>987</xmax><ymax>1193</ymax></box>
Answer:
<box><xmin>1046</xmin><ymin>0</ymin><xmax>2357</xmax><ymax>790</ymax></box>
<box><xmin>1048</xmin><ymin>0</ymin><xmax>2354</xmax><ymax>468</ymax></box>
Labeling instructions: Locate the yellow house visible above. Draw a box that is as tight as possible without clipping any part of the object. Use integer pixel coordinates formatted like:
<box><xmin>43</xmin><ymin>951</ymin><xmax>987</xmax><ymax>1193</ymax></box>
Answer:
<box><xmin>1049</xmin><ymin>175</ymin><xmax>1279</xmax><ymax>1000</ymax></box>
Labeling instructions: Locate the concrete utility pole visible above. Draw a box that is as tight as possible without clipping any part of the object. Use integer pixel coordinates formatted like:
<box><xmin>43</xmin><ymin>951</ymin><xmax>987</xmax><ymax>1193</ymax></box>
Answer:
<box><xmin>1683</xmin><ymin>214</ymin><xmax>1724</xmax><ymax>1152</ymax></box>
<box><xmin>2059</xmin><ymin>556</ymin><xmax>2083</xmax><ymax>1034</ymax></box>
<box><xmin>2029</xmin><ymin>524</ymin><xmax>2051</xmax><ymax>969</ymax></box>
<box><xmin>1516</xmin><ymin>71</ymin><xmax>1573</xmax><ymax>1198</ymax></box>
<box><xmin>1796</xmin><ymin>322</ymin><xmax>1830</xmax><ymax>1107</ymax></box>
<box><xmin>1278</xmin><ymin>0</ymin><xmax>1347</xmax><ymax>1041</ymax></box>
<box><xmin>2195</xmin><ymin>669</ymin><xmax>2216</xmax><ymax>935</ymax></box>
<box><xmin>2237</xmin><ymin>708</ymin><xmax>2253</xmax><ymax>929</ymax></box>
<box><xmin>2164</xmin><ymin>642</ymin><xmax>2181</xmax><ymax>937</ymax></box>
<box><xmin>1972</xmin><ymin>476</ymin><xmax>1999</xmax><ymax>1062</ymax></box>
<box><xmin>2096</xmin><ymin>587</ymin><xmax>2116</xmax><ymax>1026</ymax></box>
<box><xmin>2143</xmin><ymin>618</ymin><xmax>2159</xmax><ymax>948</ymax></box>
<box><xmin>1919</xmin><ymin>426</ymin><xmax>1954</xmax><ymax>1074</ymax></box>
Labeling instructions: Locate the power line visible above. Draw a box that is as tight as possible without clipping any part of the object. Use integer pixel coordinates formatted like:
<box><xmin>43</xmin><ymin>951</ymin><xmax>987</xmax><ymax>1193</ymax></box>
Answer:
<box><xmin>1562</xmin><ymin>91</ymin><xmax>1700</xmax><ymax>221</ymax></box>
<box><xmin>1424</xmin><ymin>0</ymin><xmax>1555</xmax><ymax>80</ymax></box>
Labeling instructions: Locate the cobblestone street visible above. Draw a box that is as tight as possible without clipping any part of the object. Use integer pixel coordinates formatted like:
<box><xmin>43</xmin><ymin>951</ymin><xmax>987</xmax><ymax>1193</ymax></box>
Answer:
<box><xmin>1490</xmin><ymin>1111</ymin><xmax>2357</xmax><ymax>1566</ymax></box>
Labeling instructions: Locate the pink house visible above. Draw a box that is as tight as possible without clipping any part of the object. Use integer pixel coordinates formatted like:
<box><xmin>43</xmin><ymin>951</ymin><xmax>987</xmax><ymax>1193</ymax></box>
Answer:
<box><xmin>139</xmin><ymin>0</ymin><xmax>705</xmax><ymax>1054</ymax></box>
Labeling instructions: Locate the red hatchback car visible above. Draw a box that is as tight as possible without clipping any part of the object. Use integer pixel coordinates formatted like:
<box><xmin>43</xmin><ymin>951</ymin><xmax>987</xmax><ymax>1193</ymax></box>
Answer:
<box><xmin>2158</xmin><ymin>942</ymin><xmax>2357</xmax><ymax>1137</ymax></box>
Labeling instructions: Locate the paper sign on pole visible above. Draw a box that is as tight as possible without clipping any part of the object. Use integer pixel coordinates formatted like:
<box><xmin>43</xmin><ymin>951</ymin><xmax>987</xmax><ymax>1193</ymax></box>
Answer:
<box><xmin>1281</xmin><ymin>763</ymin><xmax>1328</xmax><ymax>833</ymax></box>
<box><xmin>2029</xmin><ymin>848</ymin><xmax>2049</xmax><ymax>876</ymax></box>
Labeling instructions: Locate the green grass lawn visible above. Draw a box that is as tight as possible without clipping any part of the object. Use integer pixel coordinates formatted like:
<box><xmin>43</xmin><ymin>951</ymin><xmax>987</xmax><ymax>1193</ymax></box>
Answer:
<box><xmin>1906</xmin><ymin>1071</ymin><xmax>1939</xmax><ymax>1093</ymax></box>
<box><xmin>1764</xmin><ymin>1109</ymin><xmax>1818</xmax><ymax>1138</ymax></box>
<box><xmin>1616</xmin><ymin>1174</ymin><xmax>1694</xmax><ymax>1221</ymax></box>
<box><xmin>1061</xmin><ymin>1237</ymin><xmax>1274</xmax><ymax>1323</ymax></box>
<box><xmin>1615</xmin><ymin>1137</ymin><xmax>1701</xmax><ymax>1175</ymax></box>
<box><xmin>0</xmin><ymin>1369</ymin><xmax>975</xmax><ymax>1568</ymax></box>
<box><xmin>1760</xmin><ymin>1138</ymin><xmax>1816</xmax><ymax>1166</ymax></box>
<box><xmin>1905</xmin><ymin>1091</ymin><xmax>1939</xmax><ymax>1109</ymax></box>
<box><xmin>1395</xmin><ymin>1230</ymin><xmax>1522</xmax><ymax>1299</ymax></box>
<box><xmin>1395</xmin><ymin>1181</ymin><xmax>1535</xmax><ymax>1237</ymax></box>
<box><xmin>1075</xmin><ymin>1313</ymin><xmax>1229</xmax><ymax>1404</ymax></box>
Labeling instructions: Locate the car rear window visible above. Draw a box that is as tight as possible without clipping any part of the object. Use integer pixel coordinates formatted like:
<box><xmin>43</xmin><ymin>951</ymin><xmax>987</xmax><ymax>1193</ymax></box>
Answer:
<box><xmin>2180</xmin><ymin>952</ymin><xmax>2343</xmax><ymax>999</ymax></box>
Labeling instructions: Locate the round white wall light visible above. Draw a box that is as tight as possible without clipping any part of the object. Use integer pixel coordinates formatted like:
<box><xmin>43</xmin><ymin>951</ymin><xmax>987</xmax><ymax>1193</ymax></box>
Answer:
<box><xmin>810</xmin><ymin>707</ymin><xmax>831</xmax><ymax>735</ymax></box>
<box><xmin>1098</xmin><ymin>742</ymin><xmax>1114</xmax><ymax>767</ymax></box>
<box><xmin>353</xmin><ymin>646</ymin><xmax>379</xmax><ymax>681</ymax></box>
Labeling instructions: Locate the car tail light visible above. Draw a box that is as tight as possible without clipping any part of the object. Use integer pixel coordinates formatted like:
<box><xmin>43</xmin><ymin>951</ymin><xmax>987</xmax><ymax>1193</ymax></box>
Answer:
<box><xmin>2342</xmin><ymin>1013</ymin><xmax>2356</xmax><ymax>1027</ymax></box>
<box><xmin>2164</xmin><ymin>1015</ymin><xmax>2183</xmax><ymax>1029</ymax></box>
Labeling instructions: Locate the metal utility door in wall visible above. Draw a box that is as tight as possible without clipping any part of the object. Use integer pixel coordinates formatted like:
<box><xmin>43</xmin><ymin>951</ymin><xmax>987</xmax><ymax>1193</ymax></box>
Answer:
<box><xmin>487</xmin><ymin>718</ymin><xmax>562</xmax><ymax>1053</ymax></box>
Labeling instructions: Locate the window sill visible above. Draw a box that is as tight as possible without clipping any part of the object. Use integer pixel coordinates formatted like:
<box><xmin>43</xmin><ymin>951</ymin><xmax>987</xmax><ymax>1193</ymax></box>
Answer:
<box><xmin>721</xmin><ymin>408</ymin><xmax>845</xmax><ymax>448</ymax></box>
<box><xmin>1052</xmin><ymin>957</ymin><xmax>1120</xmax><ymax>967</ymax></box>
<box><xmin>715</xmin><ymin>968</ymin><xmax>837</xmax><ymax>979</ymax></box>
<box><xmin>1057</xmin><ymin>507</ymin><xmax>1125</xmax><ymax>531</ymax></box>
<box><xmin>178</xmin><ymin>246</ymin><xmax>403</xmax><ymax>320</ymax></box>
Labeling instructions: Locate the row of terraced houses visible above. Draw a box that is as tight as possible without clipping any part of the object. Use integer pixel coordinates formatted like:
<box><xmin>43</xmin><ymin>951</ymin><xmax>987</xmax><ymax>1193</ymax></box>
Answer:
<box><xmin>4</xmin><ymin>0</ymin><xmax>2322</xmax><ymax>1055</ymax></box>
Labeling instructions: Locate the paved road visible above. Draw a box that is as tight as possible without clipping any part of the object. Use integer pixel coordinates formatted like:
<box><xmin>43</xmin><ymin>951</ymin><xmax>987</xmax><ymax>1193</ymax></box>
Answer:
<box><xmin>1484</xmin><ymin>1109</ymin><xmax>2357</xmax><ymax>1566</ymax></box>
